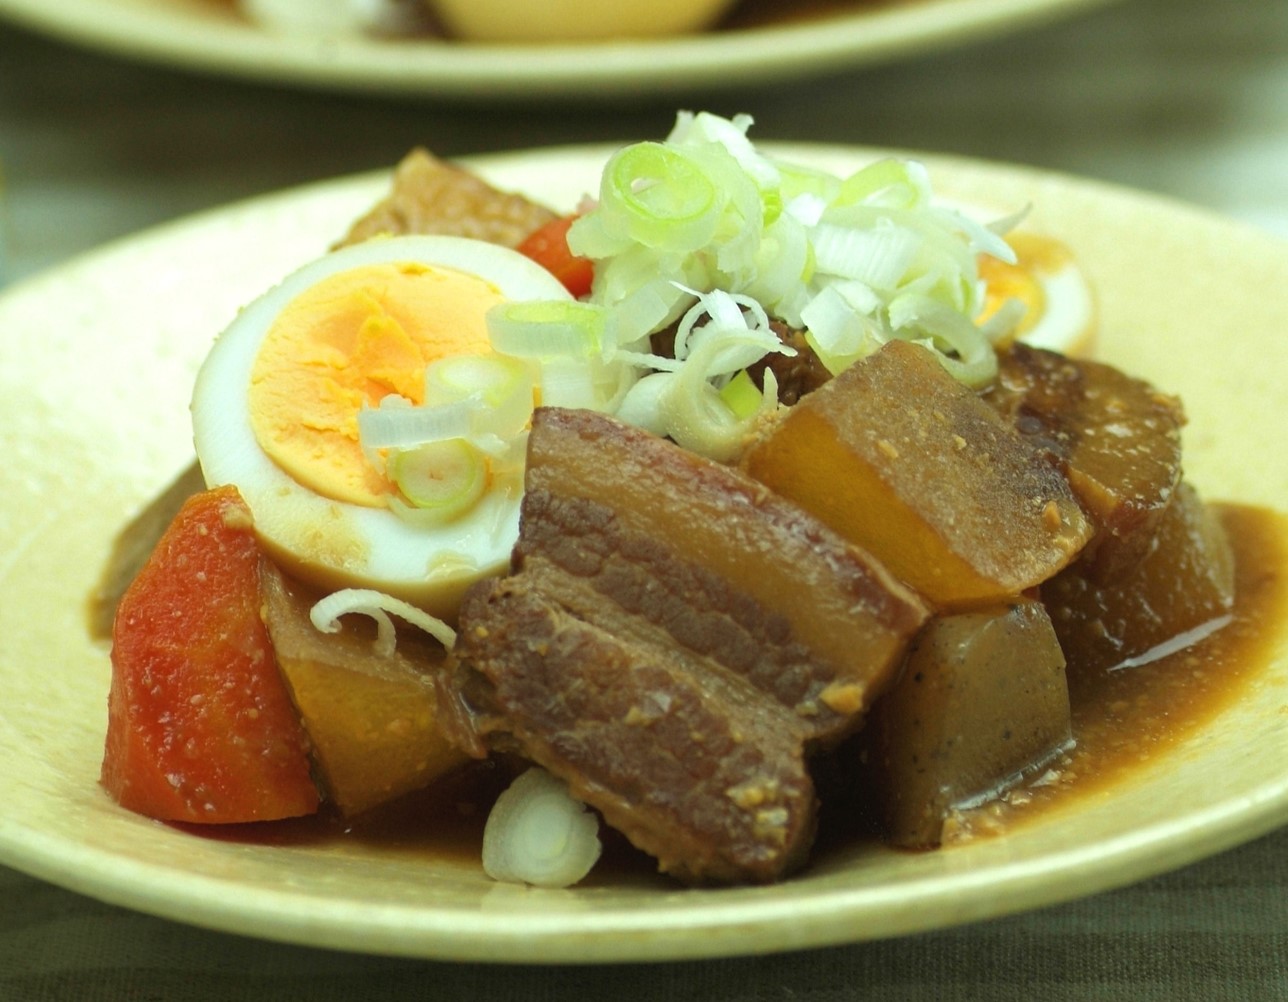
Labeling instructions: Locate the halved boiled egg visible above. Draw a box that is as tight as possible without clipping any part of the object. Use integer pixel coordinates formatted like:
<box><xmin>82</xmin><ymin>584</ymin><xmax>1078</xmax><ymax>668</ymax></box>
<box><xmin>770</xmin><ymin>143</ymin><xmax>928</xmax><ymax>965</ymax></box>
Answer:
<box><xmin>191</xmin><ymin>235</ymin><xmax>571</xmax><ymax>620</ymax></box>
<box><xmin>979</xmin><ymin>231</ymin><xmax>1097</xmax><ymax>356</ymax></box>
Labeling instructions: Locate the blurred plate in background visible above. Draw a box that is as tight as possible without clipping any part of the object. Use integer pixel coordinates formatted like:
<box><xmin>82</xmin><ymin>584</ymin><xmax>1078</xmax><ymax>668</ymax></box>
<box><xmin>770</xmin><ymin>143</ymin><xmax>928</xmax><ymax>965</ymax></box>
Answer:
<box><xmin>0</xmin><ymin>0</ymin><xmax>1124</xmax><ymax>100</ymax></box>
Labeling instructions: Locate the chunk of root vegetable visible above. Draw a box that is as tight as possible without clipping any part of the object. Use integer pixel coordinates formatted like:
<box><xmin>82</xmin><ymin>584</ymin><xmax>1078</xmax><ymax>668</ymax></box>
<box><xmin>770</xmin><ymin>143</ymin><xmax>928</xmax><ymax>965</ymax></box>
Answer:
<box><xmin>482</xmin><ymin>768</ymin><xmax>602</xmax><ymax>888</ymax></box>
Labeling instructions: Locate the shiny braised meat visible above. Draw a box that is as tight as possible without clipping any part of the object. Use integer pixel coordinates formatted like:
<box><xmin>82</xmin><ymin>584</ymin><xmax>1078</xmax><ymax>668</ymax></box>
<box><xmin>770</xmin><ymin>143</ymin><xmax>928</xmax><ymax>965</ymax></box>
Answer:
<box><xmin>454</xmin><ymin>407</ymin><xmax>928</xmax><ymax>884</ymax></box>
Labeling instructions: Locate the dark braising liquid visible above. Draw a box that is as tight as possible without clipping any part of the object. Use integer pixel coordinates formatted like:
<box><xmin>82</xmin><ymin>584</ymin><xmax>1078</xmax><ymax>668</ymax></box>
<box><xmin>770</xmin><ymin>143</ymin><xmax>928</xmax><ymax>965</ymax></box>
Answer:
<box><xmin>941</xmin><ymin>503</ymin><xmax>1288</xmax><ymax>842</ymax></box>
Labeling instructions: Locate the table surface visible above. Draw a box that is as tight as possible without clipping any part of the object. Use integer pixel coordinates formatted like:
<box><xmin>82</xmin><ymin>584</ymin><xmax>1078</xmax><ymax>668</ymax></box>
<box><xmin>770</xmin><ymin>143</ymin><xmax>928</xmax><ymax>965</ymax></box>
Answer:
<box><xmin>2</xmin><ymin>0</ymin><xmax>1287</xmax><ymax>997</ymax></box>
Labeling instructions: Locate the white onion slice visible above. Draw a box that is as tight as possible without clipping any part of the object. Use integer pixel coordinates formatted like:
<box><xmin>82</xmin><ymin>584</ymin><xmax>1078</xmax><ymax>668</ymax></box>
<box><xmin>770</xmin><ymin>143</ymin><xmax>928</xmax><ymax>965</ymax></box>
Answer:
<box><xmin>309</xmin><ymin>588</ymin><xmax>457</xmax><ymax>656</ymax></box>
<box><xmin>482</xmin><ymin>769</ymin><xmax>602</xmax><ymax>888</ymax></box>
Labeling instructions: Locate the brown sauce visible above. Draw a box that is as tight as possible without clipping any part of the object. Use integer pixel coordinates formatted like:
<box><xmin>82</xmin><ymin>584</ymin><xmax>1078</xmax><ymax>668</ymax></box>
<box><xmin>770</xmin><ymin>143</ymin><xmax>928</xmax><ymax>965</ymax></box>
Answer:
<box><xmin>182</xmin><ymin>503</ymin><xmax>1287</xmax><ymax>878</ymax></box>
<box><xmin>940</xmin><ymin>503</ymin><xmax>1288</xmax><ymax>843</ymax></box>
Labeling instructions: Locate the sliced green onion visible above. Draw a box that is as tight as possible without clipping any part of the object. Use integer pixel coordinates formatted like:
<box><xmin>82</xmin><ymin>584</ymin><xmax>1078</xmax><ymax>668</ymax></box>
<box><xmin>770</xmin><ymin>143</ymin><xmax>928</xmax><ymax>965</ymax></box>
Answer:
<box><xmin>482</xmin><ymin>768</ymin><xmax>602</xmax><ymax>888</ymax></box>
<box><xmin>809</xmin><ymin>219</ymin><xmax>921</xmax><ymax>290</ymax></box>
<box><xmin>423</xmin><ymin>353</ymin><xmax>535</xmax><ymax>439</ymax></box>
<box><xmin>887</xmin><ymin>292</ymin><xmax>997</xmax><ymax>389</ymax></box>
<box><xmin>538</xmin><ymin>355</ymin><xmax>635</xmax><ymax>412</ymax></box>
<box><xmin>309</xmin><ymin>588</ymin><xmax>457</xmax><ymax>656</ymax></box>
<box><xmin>598</xmin><ymin>142</ymin><xmax>722</xmax><ymax>252</ymax></box>
<box><xmin>744</xmin><ymin>212</ymin><xmax>813</xmax><ymax>322</ymax></box>
<box><xmin>520</xmin><ymin>112</ymin><xmax>1020</xmax><ymax>410</ymax></box>
<box><xmin>800</xmin><ymin>281</ymin><xmax>883</xmax><ymax>375</ymax></box>
<box><xmin>359</xmin><ymin>395</ymin><xmax>474</xmax><ymax>450</ymax></box>
<box><xmin>837</xmin><ymin>157</ymin><xmax>930</xmax><ymax>210</ymax></box>
<box><xmin>487</xmin><ymin>300</ymin><xmax>609</xmax><ymax>359</ymax></box>
<box><xmin>719</xmin><ymin>370</ymin><xmax>763</xmax><ymax>420</ymax></box>
<box><xmin>388</xmin><ymin>438</ymin><xmax>488</xmax><ymax>521</ymax></box>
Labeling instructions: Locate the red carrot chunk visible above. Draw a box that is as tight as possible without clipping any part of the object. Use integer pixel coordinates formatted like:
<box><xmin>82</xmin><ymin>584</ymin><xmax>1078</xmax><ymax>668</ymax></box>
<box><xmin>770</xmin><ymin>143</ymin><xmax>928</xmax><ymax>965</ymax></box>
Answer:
<box><xmin>101</xmin><ymin>485</ymin><xmax>319</xmax><ymax>823</ymax></box>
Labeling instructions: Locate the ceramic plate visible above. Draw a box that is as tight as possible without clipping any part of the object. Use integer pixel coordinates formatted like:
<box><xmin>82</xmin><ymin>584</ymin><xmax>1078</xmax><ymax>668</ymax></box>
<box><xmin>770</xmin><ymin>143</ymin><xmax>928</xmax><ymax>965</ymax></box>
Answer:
<box><xmin>0</xmin><ymin>145</ymin><xmax>1285</xmax><ymax>963</ymax></box>
<box><xmin>0</xmin><ymin>0</ymin><xmax>1124</xmax><ymax>99</ymax></box>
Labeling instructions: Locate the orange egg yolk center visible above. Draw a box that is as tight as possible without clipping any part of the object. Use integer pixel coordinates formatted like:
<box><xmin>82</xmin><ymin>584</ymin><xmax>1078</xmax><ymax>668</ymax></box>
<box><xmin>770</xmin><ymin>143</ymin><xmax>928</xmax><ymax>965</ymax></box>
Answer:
<box><xmin>248</xmin><ymin>260</ymin><xmax>504</xmax><ymax>508</ymax></box>
<box><xmin>977</xmin><ymin>232</ymin><xmax>1074</xmax><ymax>339</ymax></box>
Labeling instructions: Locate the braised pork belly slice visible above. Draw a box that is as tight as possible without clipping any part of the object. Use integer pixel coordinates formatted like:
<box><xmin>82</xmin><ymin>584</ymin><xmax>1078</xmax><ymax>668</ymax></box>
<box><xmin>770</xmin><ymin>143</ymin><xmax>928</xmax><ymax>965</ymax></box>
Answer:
<box><xmin>458</xmin><ymin>580</ymin><xmax>818</xmax><ymax>885</ymax></box>
<box><xmin>743</xmin><ymin>339</ymin><xmax>1094</xmax><ymax>611</ymax></box>
<box><xmin>455</xmin><ymin>408</ymin><xmax>928</xmax><ymax>884</ymax></box>
<box><xmin>983</xmin><ymin>343</ymin><xmax>1185</xmax><ymax>581</ymax></box>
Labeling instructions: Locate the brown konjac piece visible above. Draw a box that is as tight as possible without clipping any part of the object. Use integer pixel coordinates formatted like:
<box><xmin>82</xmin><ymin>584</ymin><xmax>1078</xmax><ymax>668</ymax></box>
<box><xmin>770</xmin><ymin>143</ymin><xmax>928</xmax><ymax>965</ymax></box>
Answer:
<box><xmin>856</xmin><ymin>599</ymin><xmax>1072</xmax><ymax>848</ymax></box>
<box><xmin>261</xmin><ymin>564</ymin><xmax>469</xmax><ymax>816</ymax></box>
<box><xmin>338</xmin><ymin>148</ymin><xmax>557</xmax><ymax>250</ymax></box>
<box><xmin>455</xmin><ymin>407</ymin><xmax>929</xmax><ymax>884</ymax></box>
<box><xmin>742</xmin><ymin>339</ymin><xmax>1093</xmax><ymax>610</ymax></box>
<box><xmin>1043</xmin><ymin>481</ymin><xmax>1236</xmax><ymax>676</ymax></box>
<box><xmin>984</xmin><ymin>343</ymin><xmax>1185</xmax><ymax>580</ymax></box>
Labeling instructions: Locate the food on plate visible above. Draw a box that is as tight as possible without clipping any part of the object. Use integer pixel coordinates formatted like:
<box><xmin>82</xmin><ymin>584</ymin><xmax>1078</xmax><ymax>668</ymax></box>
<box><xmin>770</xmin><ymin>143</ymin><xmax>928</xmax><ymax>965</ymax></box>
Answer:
<box><xmin>481</xmin><ymin>767</ymin><xmax>603</xmax><ymax>888</ymax></box>
<box><xmin>425</xmin><ymin>0</ymin><xmax>740</xmax><ymax>42</ymax></box>
<box><xmin>340</xmin><ymin>149</ymin><xmax>557</xmax><ymax>250</ymax></box>
<box><xmin>1044</xmin><ymin>481</ymin><xmax>1236</xmax><ymax>675</ymax></box>
<box><xmin>455</xmin><ymin>406</ymin><xmax>928</xmax><ymax>883</ymax></box>
<box><xmin>261</xmin><ymin>561</ymin><xmax>470</xmax><ymax>816</ymax></box>
<box><xmin>99</xmin><ymin>112</ymin><xmax>1239</xmax><ymax>888</ymax></box>
<box><xmin>102</xmin><ymin>486</ymin><xmax>318</xmax><ymax>824</ymax></box>
<box><xmin>741</xmin><ymin>338</ymin><xmax>1093</xmax><ymax>608</ymax></box>
<box><xmin>856</xmin><ymin>598</ymin><xmax>1071</xmax><ymax>848</ymax></box>
<box><xmin>190</xmin><ymin>233</ymin><xmax>571</xmax><ymax>618</ymax></box>
<box><xmin>984</xmin><ymin>342</ymin><xmax>1185</xmax><ymax>579</ymax></box>
<box><xmin>237</xmin><ymin>0</ymin><xmax>430</xmax><ymax>38</ymax></box>
<box><xmin>234</xmin><ymin>0</ymin><xmax>740</xmax><ymax>41</ymax></box>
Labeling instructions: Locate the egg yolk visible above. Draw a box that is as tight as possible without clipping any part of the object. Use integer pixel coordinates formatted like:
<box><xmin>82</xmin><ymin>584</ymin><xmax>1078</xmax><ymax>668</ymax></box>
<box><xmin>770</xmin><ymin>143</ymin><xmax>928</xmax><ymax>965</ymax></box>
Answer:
<box><xmin>248</xmin><ymin>260</ymin><xmax>504</xmax><ymax>508</ymax></box>
<box><xmin>977</xmin><ymin>232</ymin><xmax>1074</xmax><ymax>337</ymax></box>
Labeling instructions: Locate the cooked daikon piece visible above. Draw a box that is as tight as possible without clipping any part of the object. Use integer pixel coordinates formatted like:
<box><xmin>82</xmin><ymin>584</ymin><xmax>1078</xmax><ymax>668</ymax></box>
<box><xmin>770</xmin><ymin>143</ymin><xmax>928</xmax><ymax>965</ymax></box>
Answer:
<box><xmin>262</xmin><ymin>563</ymin><xmax>469</xmax><ymax>816</ymax></box>
<box><xmin>742</xmin><ymin>339</ymin><xmax>1093</xmax><ymax>609</ymax></box>
<box><xmin>1044</xmin><ymin>481</ymin><xmax>1235</xmax><ymax>675</ymax></box>
<box><xmin>858</xmin><ymin>599</ymin><xmax>1072</xmax><ymax>847</ymax></box>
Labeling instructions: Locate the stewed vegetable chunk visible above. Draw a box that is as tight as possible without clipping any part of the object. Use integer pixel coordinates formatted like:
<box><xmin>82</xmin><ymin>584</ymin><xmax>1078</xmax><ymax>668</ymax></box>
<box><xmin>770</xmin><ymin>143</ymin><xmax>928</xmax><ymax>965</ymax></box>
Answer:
<box><xmin>1044</xmin><ymin>481</ymin><xmax>1235</xmax><ymax>675</ymax></box>
<box><xmin>857</xmin><ymin>598</ymin><xmax>1072</xmax><ymax>848</ymax></box>
<box><xmin>262</xmin><ymin>563</ymin><xmax>470</xmax><ymax>817</ymax></box>
<box><xmin>742</xmin><ymin>339</ymin><xmax>1093</xmax><ymax>609</ymax></box>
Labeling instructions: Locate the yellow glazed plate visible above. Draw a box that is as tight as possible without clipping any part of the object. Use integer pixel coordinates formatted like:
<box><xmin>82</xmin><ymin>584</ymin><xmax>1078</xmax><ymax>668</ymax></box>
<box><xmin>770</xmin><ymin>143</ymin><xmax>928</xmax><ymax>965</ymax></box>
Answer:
<box><xmin>0</xmin><ymin>145</ymin><xmax>1285</xmax><ymax>963</ymax></box>
<box><xmin>0</xmin><ymin>0</ymin><xmax>1123</xmax><ymax>99</ymax></box>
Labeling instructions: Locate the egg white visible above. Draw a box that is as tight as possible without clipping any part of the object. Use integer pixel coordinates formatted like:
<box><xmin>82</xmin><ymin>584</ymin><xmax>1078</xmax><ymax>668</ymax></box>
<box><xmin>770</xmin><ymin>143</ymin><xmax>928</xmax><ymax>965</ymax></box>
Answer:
<box><xmin>1012</xmin><ymin>249</ymin><xmax>1097</xmax><ymax>356</ymax></box>
<box><xmin>191</xmin><ymin>234</ymin><xmax>571</xmax><ymax>620</ymax></box>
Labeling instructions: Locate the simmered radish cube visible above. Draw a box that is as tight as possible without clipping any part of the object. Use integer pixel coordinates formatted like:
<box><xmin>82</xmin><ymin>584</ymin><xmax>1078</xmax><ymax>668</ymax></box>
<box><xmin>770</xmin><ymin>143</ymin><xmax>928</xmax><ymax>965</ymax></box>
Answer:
<box><xmin>1044</xmin><ymin>481</ymin><xmax>1235</xmax><ymax>675</ymax></box>
<box><xmin>742</xmin><ymin>339</ymin><xmax>1092</xmax><ymax>609</ymax></box>
<box><xmin>858</xmin><ymin>598</ymin><xmax>1072</xmax><ymax>847</ymax></box>
<box><xmin>262</xmin><ymin>564</ymin><xmax>470</xmax><ymax>817</ymax></box>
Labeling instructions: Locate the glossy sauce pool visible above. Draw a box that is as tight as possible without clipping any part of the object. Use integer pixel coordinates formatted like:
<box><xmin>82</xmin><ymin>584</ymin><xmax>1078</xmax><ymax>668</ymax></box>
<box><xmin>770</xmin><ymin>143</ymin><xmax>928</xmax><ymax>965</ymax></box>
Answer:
<box><xmin>185</xmin><ymin>502</ymin><xmax>1288</xmax><ymax>879</ymax></box>
<box><xmin>939</xmin><ymin>502</ymin><xmax>1288</xmax><ymax>843</ymax></box>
